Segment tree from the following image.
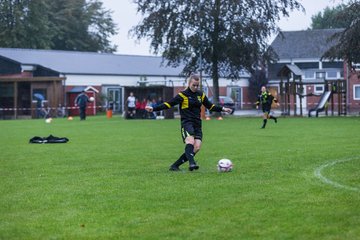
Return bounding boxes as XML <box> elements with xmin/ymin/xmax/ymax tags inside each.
<box><xmin>322</xmin><ymin>1</ymin><xmax>360</xmax><ymax>66</ymax></box>
<box><xmin>131</xmin><ymin>0</ymin><xmax>303</xmax><ymax>105</ymax></box>
<box><xmin>49</xmin><ymin>0</ymin><xmax>118</xmax><ymax>52</ymax></box>
<box><xmin>311</xmin><ymin>4</ymin><xmax>351</xmax><ymax>29</ymax></box>
<box><xmin>0</xmin><ymin>0</ymin><xmax>54</xmax><ymax>49</ymax></box>
<box><xmin>0</xmin><ymin>0</ymin><xmax>117</xmax><ymax>52</ymax></box>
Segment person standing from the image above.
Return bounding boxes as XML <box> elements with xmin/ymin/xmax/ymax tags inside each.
<box><xmin>156</xmin><ymin>96</ymin><xmax>164</xmax><ymax>117</ymax></box>
<box><xmin>256</xmin><ymin>86</ymin><xmax>279</xmax><ymax>129</ymax></box>
<box><xmin>145</xmin><ymin>74</ymin><xmax>232</xmax><ymax>171</ymax></box>
<box><xmin>126</xmin><ymin>92</ymin><xmax>136</xmax><ymax>119</ymax></box>
<box><xmin>75</xmin><ymin>91</ymin><xmax>90</xmax><ymax>120</ymax></box>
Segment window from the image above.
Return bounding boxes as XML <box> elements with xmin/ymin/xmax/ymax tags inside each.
<box><xmin>304</xmin><ymin>71</ymin><xmax>314</xmax><ymax>79</ymax></box>
<box><xmin>354</xmin><ymin>85</ymin><xmax>360</xmax><ymax>100</ymax></box>
<box><xmin>353</xmin><ymin>63</ymin><xmax>360</xmax><ymax>71</ymax></box>
<box><xmin>314</xmin><ymin>84</ymin><xmax>324</xmax><ymax>94</ymax></box>
<box><xmin>315</xmin><ymin>72</ymin><xmax>325</xmax><ymax>79</ymax></box>
<box><xmin>326</xmin><ymin>71</ymin><xmax>338</xmax><ymax>79</ymax></box>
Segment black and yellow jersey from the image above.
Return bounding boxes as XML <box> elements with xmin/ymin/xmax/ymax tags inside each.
<box><xmin>256</xmin><ymin>91</ymin><xmax>277</xmax><ymax>107</ymax></box>
<box><xmin>152</xmin><ymin>88</ymin><xmax>222</xmax><ymax>122</ymax></box>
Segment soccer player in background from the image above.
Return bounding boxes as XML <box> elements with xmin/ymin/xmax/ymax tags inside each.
<box><xmin>74</xmin><ymin>90</ymin><xmax>91</xmax><ymax>120</ymax></box>
<box><xmin>256</xmin><ymin>86</ymin><xmax>279</xmax><ymax>129</ymax></box>
<box><xmin>145</xmin><ymin>74</ymin><xmax>232</xmax><ymax>171</ymax></box>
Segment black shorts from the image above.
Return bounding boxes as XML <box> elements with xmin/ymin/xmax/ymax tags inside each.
<box><xmin>181</xmin><ymin>121</ymin><xmax>202</xmax><ymax>143</ymax></box>
<box><xmin>262</xmin><ymin>105</ymin><xmax>271</xmax><ymax>114</ymax></box>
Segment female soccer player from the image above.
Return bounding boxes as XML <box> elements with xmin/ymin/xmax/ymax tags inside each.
<box><xmin>145</xmin><ymin>74</ymin><xmax>232</xmax><ymax>171</ymax></box>
<box><xmin>256</xmin><ymin>86</ymin><xmax>279</xmax><ymax>129</ymax></box>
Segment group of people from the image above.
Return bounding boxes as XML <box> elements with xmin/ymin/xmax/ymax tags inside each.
<box><xmin>35</xmin><ymin>99</ymin><xmax>66</xmax><ymax>119</ymax></box>
<box><xmin>126</xmin><ymin>92</ymin><xmax>163</xmax><ymax>119</ymax></box>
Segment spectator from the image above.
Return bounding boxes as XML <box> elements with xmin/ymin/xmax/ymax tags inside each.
<box><xmin>126</xmin><ymin>92</ymin><xmax>136</xmax><ymax>119</ymax></box>
<box><xmin>139</xmin><ymin>98</ymin><xmax>148</xmax><ymax>119</ymax></box>
<box><xmin>42</xmin><ymin>101</ymin><xmax>51</xmax><ymax>119</ymax></box>
<box><xmin>57</xmin><ymin>104</ymin><xmax>65</xmax><ymax>118</ymax></box>
<box><xmin>157</xmin><ymin>97</ymin><xmax>164</xmax><ymax>117</ymax></box>
<box><xmin>135</xmin><ymin>98</ymin><xmax>141</xmax><ymax>118</ymax></box>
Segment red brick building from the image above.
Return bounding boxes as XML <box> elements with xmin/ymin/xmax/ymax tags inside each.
<box><xmin>268</xmin><ymin>29</ymin><xmax>360</xmax><ymax>116</ymax></box>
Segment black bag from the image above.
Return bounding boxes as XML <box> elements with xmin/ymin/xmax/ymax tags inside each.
<box><xmin>29</xmin><ymin>135</ymin><xmax>69</xmax><ymax>144</ymax></box>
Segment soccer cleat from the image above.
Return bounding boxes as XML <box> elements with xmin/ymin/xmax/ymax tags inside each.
<box><xmin>274</xmin><ymin>118</ymin><xmax>277</xmax><ymax>123</ymax></box>
<box><xmin>189</xmin><ymin>164</ymin><xmax>199</xmax><ymax>171</ymax></box>
<box><xmin>169</xmin><ymin>165</ymin><xmax>181</xmax><ymax>171</ymax></box>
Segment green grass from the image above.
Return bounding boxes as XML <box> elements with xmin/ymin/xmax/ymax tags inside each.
<box><xmin>0</xmin><ymin>115</ymin><xmax>359</xmax><ymax>239</ymax></box>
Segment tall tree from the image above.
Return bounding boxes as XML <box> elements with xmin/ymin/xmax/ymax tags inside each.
<box><xmin>131</xmin><ymin>0</ymin><xmax>303</xmax><ymax>104</ymax></box>
<box><xmin>49</xmin><ymin>0</ymin><xmax>117</xmax><ymax>52</ymax></box>
<box><xmin>0</xmin><ymin>0</ymin><xmax>117</xmax><ymax>52</ymax></box>
<box><xmin>311</xmin><ymin>4</ymin><xmax>351</xmax><ymax>29</ymax></box>
<box><xmin>322</xmin><ymin>1</ymin><xmax>360</xmax><ymax>66</ymax></box>
<box><xmin>0</xmin><ymin>0</ymin><xmax>53</xmax><ymax>49</ymax></box>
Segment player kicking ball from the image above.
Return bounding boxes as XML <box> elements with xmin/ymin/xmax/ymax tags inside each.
<box><xmin>145</xmin><ymin>74</ymin><xmax>232</xmax><ymax>171</ymax></box>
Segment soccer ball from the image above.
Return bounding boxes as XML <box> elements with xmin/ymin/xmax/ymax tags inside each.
<box><xmin>89</xmin><ymin>97</ymin><xmax>95</xmax><ymax>102</ymax></box>
<box><xmin>217</xmin><ymin>159</ymin><xmax>233</xmax><ymax>172</ymax></box>
<box><xmin>45</xmin><ymin>118</ymin><xmax>52</xmax><ymax>123</ymax></box>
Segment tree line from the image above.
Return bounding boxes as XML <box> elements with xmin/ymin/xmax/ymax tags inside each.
<box><xmin>0</xmin><ymin>0</ymin><xmax>117</xmax><ymax>52</ymax></box>
<box><xmin>312</xmin><ymin>1</ymin><xmax>360</xmax><ymax>67</ymax></box>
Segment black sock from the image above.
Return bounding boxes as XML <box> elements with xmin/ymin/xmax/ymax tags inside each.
<box><xmin>171</xmin><ymin>153</ymin><xmax>187</xmax><ymax>167</ymax></box>
<box><xmin>185</xmin><ymin>144</ymin><xmax>196</xmax><ymax>165</ymax></box>
<box><xmin>269</xmin><ymin>115</ymin><xmax>276</xmax><ymax>121</ymax></box>
<box><xmin>262</xmin><ymin>119</ymin><xmax>267</xmax><ymax>128</ymax></box>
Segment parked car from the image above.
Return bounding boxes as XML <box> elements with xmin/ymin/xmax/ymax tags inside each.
<box><xmin>208</xmin><ymin>96</ymin><xmax>235</xmax><ymax>114</ymax></box>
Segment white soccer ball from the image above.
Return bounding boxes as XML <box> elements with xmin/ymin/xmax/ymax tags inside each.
<box><xmin>217</xmin><ymin>159</ymin><xmax>233</xmax><ymax>172</ymax></box>
<box><xmin>45</xmin><ymin>118</ymin><xmax>52</xmax><ymax>123</ymax></box>
<box><xmin>89</xmin><ymin>97</ymin><xmax>95</xmax><ymax>102</ymax></box>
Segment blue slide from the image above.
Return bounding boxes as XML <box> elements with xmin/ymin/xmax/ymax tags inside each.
<box><xmin>308</xmin><ymin>91</ymin><xmax>332</xmax><ymax>117</ymax></box>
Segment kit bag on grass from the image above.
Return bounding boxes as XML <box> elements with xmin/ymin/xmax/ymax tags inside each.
<box><xmin>29</xmin><ymin>135</ymin><xmax>69</xmax><ymax>144</ymax></box>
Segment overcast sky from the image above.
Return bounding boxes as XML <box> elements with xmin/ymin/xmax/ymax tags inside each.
<box><xmin>101</xmin><ymin>0</ymin><xmax>347</xmax><ymax>56</ymax></box>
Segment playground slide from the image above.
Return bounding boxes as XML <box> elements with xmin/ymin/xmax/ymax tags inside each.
<box><xmin>308</xmin><ymin>91</ymin><xmax>332</xmax><ymax>117</ymax></box>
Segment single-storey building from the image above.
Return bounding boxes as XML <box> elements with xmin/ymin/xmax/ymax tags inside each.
<box><xmin>0</xmin><ymin>48</ymin><xmax>251</xmax><ymax>119</ymax></box>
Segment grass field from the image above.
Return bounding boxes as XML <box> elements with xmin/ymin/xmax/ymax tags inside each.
<box><xmin>0</xmin><ymin>115</ymin><xmax>359</xmax><ymax>239</ymax></box>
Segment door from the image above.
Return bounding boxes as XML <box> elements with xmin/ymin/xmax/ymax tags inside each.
<box><xmin>227</xmin><ymin>86</ymin><xmax>242</xmax><ymax>110</ymax></box>
<box><xmin>107</xmin><ymin>88</ymin><xmax>123</xmax><ymax>113</ymax></box>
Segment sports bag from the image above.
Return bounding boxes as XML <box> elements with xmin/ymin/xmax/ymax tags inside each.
<box><xmin>29</xmin><ymin>135</ymin><xmax>69</xmax><ymax>144</ymax></box>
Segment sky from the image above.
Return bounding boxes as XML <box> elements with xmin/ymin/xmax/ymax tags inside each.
<box><xmin>101</xmin><ymin>0</ymin><xmax>347</xmax><ymax>56</ymax></box>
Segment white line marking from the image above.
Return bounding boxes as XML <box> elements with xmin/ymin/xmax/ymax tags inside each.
<box><xmin>314</xmin><ymin>157</ymin><xmax>360</xmax><ymax>192</ymax></box>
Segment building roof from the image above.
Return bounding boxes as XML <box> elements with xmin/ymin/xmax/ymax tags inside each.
<box><xmin>278</xmin><ymin>64</ymin><xmax>303</xmax><ymax>77</ymax></box>
<box><xmin>270</xmin><ymin>29</ymin><xmax>343</xmax><ymax>60</ymax></box>
<box><xmin>68</xmin><ymin>86</ymin><xmax>99</xmax><ymax>93</ymax></box>
<box><xmin>0</xmin><ymin>48</ymin><xmax>184</xmax><ymax>76</ymax></box>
